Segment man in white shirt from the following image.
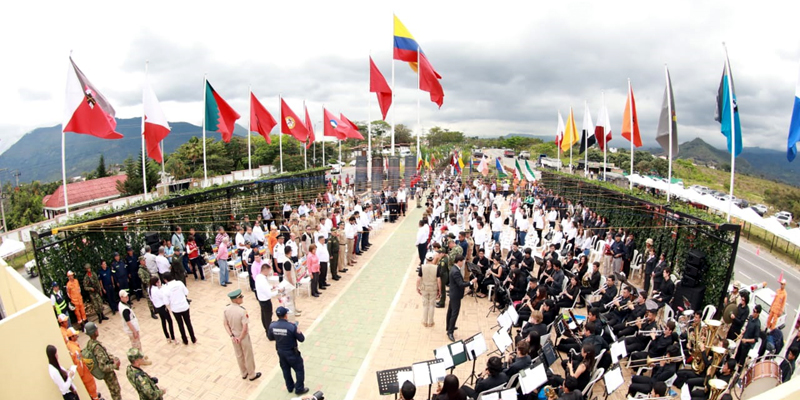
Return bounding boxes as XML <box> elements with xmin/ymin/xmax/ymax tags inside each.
<box><xmin>416</xmin><ymin>220</ymin><xmax>430</xmax><ymax>265</ymax></box>
<box><xmin>517</xmin><ymin>214</ymin><xmax>530</xmax><ymax>247</ymax></box>
<box><xmin>144</xmin><ymin>245</ymin><xmax>158</xmax><ymax>276</ymax></box>
<box><xmin>286</xmin><ymin>233</ymin><xmax>299</xmax><ymax>262</ymax></box>
<box><xmin>273</xmin><ymin>236</ymin><xmax>287</xmax><ymax>273</ymax></box>
<box><xmin>490</xmin><ymin>210</ymin><xmax>503</xmax><ymax>244</ymax></box>
<box><xmin>155</xmin><ymin>247</ymin><xmax>171</xmax><ymax>278</ymax></box>
<box><xmin>317</xmin><ymin>235</ymin><xmax>331</xmax><ymax>289</ymax></box>
<box><xmin>253</xmin><ymin>223</ymin><xmax>266</xmax><ymax>247</ymax></box>
<box><xmin>163</xmin><ymin>272</ymin><xmax>196</xmax><ymax>344</ymax></box>
<box><xmin>297</xmin><ymin>201</ymin><xmax>309</xmax><ymax>217</ymax></box>
<box><xmin>474</xmin><ymin>221</ymin><xmax>488</xmax><ymax>251</ymax></box>
<box><xmin>235</xmin><ymin>226</ymin><xmax>246</xmax><ymax>257</ymax></box>
<box><xmin>397</xmin><ymin>186</ymin><xmax>407</xmax><ymax>216</ymax></box>
<box><xmin>254</xmin><ymin>265</ymin><xmax>276</xmax><ymax>334</ymax></box>
<box><xmin>345</xmin><ymin>217</ymin><xmax>357</xmax><ymax>266</ymax></box>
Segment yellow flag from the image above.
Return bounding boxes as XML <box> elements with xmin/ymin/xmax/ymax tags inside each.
<box><xmin>560</xmin><ymin>107</ymin><xmax>579</xmax><ymax>152</ymax></box>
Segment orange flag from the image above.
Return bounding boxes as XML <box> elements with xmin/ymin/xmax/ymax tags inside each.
<box><xmin>622</xmin><ymin>81</ymin><xmax>642</xmax><ymax>147</ymax></box>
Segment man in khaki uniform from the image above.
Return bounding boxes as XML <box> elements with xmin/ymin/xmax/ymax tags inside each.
<box><xmin>223</xmin><ymin>289</ymin><xmax>262</xmax><ymax>381</ymax></box>
<box><xmin>417</xmin><ymin>253</ymin><xmax>442</xmax><ymax>327</ymax></box>
<box><xmin>335</xmin><ymin>223</ymin><xmax>349</xmax><ymax>273</ymax></box>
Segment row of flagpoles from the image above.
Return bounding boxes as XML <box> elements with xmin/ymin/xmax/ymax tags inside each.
<box><xmin>550</xmin><ymin>43</ymin><xmax>783</xmax><ymax>222</ymax></box>
<box><xmin>58</xmin><ymin>15</ymin><xmax>445</xmax><ymax>216</ymax></box>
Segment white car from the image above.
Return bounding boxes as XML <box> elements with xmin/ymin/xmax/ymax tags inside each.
<box><xmin>728</xmin><ymin>282</ymin><xmax>787</xmax><ymax>331</ymax></box>
<box><xmin>776</xmin><ymin>211</ymin><xmax>793</xmax><ymax>226</ymax></box>
<box><xmin>751</xmin><ymin>204</ymin><xmax>768</xmax><ymax>216</ymax></box>
<box><xmin>328</xmin><ymin>163</ymin><xmax>342</xmax><ymax>174</ymax></box>
<box><xmin>349</xmin><ymin>160</ymin><xmax>357</xmax><ymax>166</ymax></box>
<box><xmin>689</xmin><ymin>185</ymin><xmax>708</xmax><ymax>193</ymax></box>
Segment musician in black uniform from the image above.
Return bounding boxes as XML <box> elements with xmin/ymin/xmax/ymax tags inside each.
<box><xmin>688</xmin><ymin>359</ymin><xmax>736</xmax><ymax>400</ymax></box>
<box><xmin>643</xmin><ymin>247</ymin><xmax>657</xmax><ymax>296</ymax></box>
<box><xmin>781</xmin><ymin>346</ymin><xmax>799</xmax><ymax>383</ymax></box>
<box><xmin>556</xmin><ymin>276</ymin><xmax>581</xmax><ymax>309</ymax></box>
<box><xmin>557</xmin><ymin>376</ymin><xmax>582</xmax><ymax>400</ymax></box>
<box><xmin>612</xmin><ymin>290</ymin><xmax>647</xmax><ymax>338</ymax></box>
<box><xmin>503</xmin><ymin>340</ymin><xmax>532</xmax><ymax>377</ymax></box>
<box><xmin>520</xmin><ymin>248</ymin><xmax>535</xmax><ymax>273</ymax></box>
<box><xmin>602</xmin><ymin>285</ymin><xmax>633</xmax><ymax>327</ymax></box>
<box><xmin>578</xmin><ymin>262</ymin><xmax>601</xmax><ymax>308</ymax></box>
<box><xmin>472</xmin><ymin>249</ymin><xmax>490</xmax><ymax>276</ymax></box>
<box><xmin>624</xmin><ymin>309</ymin><xmax>658</xmax><ymax>354</ymax></box>
<box><xmin>735</xmin><ymin>304</ymin><xmax>761</xmax><ymax>366</ymax></box>
<box><xmin>461</xmin><ymin>356</ymin><xmax>509</xmax><ymax>399</ymax></box>
<box><xmin>727</xmin><ymin>292</ymin><xmax>750</xmax><ymax>341</ymax></box>
<box><xmin>629</xmin><ymin>320</ymin><xmax>678</xmax><ymax>364</ymax></box>
<box><xmin>652</xmin><ymin>268</ymin><xmax>674</xmax><ymax>308</ymax></box>
<box><xmin>590</xmin><ymin>275</ymin><xmax>617</xmax><ymax>310</ymax></box>
<box><xmin>541</xmin><ymin>299</ymin><xmax>559</xmax><ymax>326</ymax></box>
<box><xmin>627</xmin><ymin>344</ymin><xmax>681</xmax><ymax>397</ymax></box>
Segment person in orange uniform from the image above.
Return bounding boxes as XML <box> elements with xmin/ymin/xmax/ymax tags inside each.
<box><xmin>66</xmin><ymin>270</ymin><xmax>87</xmax><ymax>326</ymax></box>
<box><xmin>58</xmin><ymin>314</ymin><xmax>71</xmax><ymax>343</ymax></box>
<box><xmin>767</xmin><ymin>278</ymin><xmax>787</xmax><ymax>331</ymax></box>
<box><xmin>65</xmin><ymin>327</ymin><xmax>102</xmax><ymax>400</ymax></box>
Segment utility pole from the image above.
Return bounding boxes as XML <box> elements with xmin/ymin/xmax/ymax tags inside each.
<box><xmin>12</xmin><ymin>170</ymin><xmax>20</xmax><ymax>188</ymax></box>
<box><xmin>0</xmin><ymin>168</ymin><xmax>7</xmax><ymax>232</ymax></box>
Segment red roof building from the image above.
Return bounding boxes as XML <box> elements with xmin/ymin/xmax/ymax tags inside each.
<box><xmin>42</xmin><ymin>175</ymin><xmax>127</xmax><ymax>218</ymax></box>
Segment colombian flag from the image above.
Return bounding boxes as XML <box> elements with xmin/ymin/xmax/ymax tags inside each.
<box><xmin>394</xmin><ymin>15</ymin><xmax>422</xmax><ymax>72</ymax></box>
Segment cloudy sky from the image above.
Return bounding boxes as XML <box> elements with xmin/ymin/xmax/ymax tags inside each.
<box><xmin>2</xmin><ymin>0</ymin><xmax>799</xmax><ymax>155</ymax></box>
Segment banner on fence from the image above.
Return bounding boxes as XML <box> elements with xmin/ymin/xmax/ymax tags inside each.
<box><xmin>372</xmin><ymin>157</ymin><xmax>384</xmax><ymax>192</ymax></box>
<box><xmin>388</xmin><ymin>156</ymin><xmax>401</xmax><ymax>189</ymax></box>
<box><xmin>355</xmin><ymin>156</ymin><xmax>368</xmax><ymax>193</ymax></box>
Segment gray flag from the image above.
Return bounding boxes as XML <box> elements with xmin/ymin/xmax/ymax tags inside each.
<box><xmin>656</xmin><ymin>69</ymin><xmax>678</xmax><ymax>157</ymax></box>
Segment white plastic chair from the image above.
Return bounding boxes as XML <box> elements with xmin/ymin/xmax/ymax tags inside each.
<box><xmin>582</xmin><ymin>367</ymin><xmax>605</xmax><ymax>398</ymax></box>
<box><xmin>701</xmin><ymin>305</ymin><xmax>717</xmax><ymax>321</ymax></box>
<box><xmin>629</xmin><ymin>253</ymin><xmax>643</xmax><ymax>280</ymax></box>
<box><xmin>663</xmin><ymin>304</ymin><xmax>675</xmax><ymax>325</ymax></box>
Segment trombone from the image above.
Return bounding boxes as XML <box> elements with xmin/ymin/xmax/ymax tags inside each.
<box><xmin>627</xmin><ymin>355</ymin><xmax>683</xmax><ymax>368</ymax></box>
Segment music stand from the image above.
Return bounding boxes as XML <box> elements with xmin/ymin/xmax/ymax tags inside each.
<box><xmin>376</xmin><ymin>366</ymin><xmax>412</xmax><ymax>399</ymax></box>
<box><xmin>486</xmin><ymin>275</ymin><xmax>505</xmax><ymax>316</ymax></box>
<box><xmin>463</xmin><ymin>333</ymin><xmax>488</xmax><ymax>385</ymax></box>
<box><xmin>603</xmin><ymin>366</ymin><xmax>624</xmax><ymax>400</ymax></box>
<box><xmin>413</xmin><ymin>358</ymin><xmax>444</xmax><ymax>400</ymax></box>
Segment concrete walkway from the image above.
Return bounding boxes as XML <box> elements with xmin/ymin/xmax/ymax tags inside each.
<box><xmin>254</xmin><ymin>206</ymin><xmax>422</xmax><ymax>400</ymax></box>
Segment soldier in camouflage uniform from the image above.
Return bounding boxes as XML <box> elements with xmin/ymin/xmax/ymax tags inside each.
<box><xmin>434</xmin><ymin>244</ymin><xmax>450</xmax><ymax>308</ymax></box>
<box><xmin>127</xmin><ymin>347</ymin><xmax>165</xmax><ymax>400</ymax></box>
<box><xmin>85</xmin><ymin>322</ymin><xmax>121</xmax><ymax>400</ymax></box>
<box><xmin>328</xmin><ymin>226</ymin><xmax>341</xmax><ymax>280</ymax></box>
<box><xmin>83</xmin><ymin>263</ymin><xmax>108</xmax><ymax>322</ymax></box>
<box><xmin>137</xmin><ymin>256</ymin><xmax>157</xmax><ymax>318</ymax></box>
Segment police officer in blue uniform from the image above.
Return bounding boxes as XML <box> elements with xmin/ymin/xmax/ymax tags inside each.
<box><xmin>98</xmin><ymin>259</ymin><xmax>119</xmax><ymax>314</ymax></box>
<box><xmin>267</xmin><ymin>306</ymin><xmax>308</xmax><ymax>395</ymax></box>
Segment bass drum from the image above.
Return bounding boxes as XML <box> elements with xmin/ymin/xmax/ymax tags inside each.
<box><xmin>739</xmin><ymin>358</ymin><xmax>781</xmax><ymax>399</ymax></box>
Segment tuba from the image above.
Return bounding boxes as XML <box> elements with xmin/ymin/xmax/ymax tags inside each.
<box><xmin>543</xmin><ymin>385</ymin><xmax>558</xmax><ymax>400</ymax></box>
<box><xmin>704</xmin><ymin>319</ymin><xmax>722</xmax><ymax>352</ymax></box>
<box><xmin>691</xmin><ymin>321</ymin><xmax>706</xmax><ymax>374</ymax></box>
<box><xmin>707</xmin><ymin>378</ymin><xmax>728</xmax><ymax>400</ymax></box>
<box><xmin>704</xmin><ymin>346</ymin><xmax>728</xmax><ymax>389</ymax></box>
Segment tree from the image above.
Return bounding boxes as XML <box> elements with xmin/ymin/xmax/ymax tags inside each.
<box><xmin>117</xmin><ymin>152</ymin><xmax>160</xmax><ymax>196</ymax></box>
<box><xmin>95</xmin><ymin>155</ymin><xmax>108</xmax><ymax>178</ymax></box>
<box><xmin>5</xmin><ymin>181</ymin><xmax>47</xmax><ymax>230</ymax></box>
<box><xmin>427</xmin><ymin>126</ymin><xmax>465</xmax><ymax>147</ymax></box>
<box><xmin>395</xmin><ymin>124</ymin><xmax>413</xmax><ymax>144</ymax></box>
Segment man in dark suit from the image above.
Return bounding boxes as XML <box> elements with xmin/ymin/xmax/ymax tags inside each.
<box><xmin>652</xmin><ymin>253</ymin><xmax>668</xmax><ymax>294</ymax></box>
<box><xmin>446</xmin><ymin>255</ymin><xmax>478</xmax><ymax>341</ymax></box>
<box><xmin>643</xmin><ymin>248</ymin><xmax>657</xmax><ymax>296</ymax></box>
<box><xmin>504</xmin><ymin>340</ymin><xmax>532</xmax><ymax>378</ymax></box>
<box><xmin>622</xmin><ymin>234</ymin><xmax>635</xmax><ymax>277</ymax></box>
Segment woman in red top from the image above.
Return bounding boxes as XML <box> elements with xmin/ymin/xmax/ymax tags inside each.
<box><xmin>186</xmin><ymin>235</ymin><xmax>205</xmax><ymax>280</ymax></box>
<box><xmin>306</xmin><ymin>244</ymin><xmax>321</xmax><ymax>297</ymax></box>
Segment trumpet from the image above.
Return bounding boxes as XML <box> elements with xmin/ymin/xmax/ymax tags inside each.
<box><xmin>604</xmin><ymin>296</ymin><xmax>622</xmax><ymax>309</ymax></box>
<box><xmin>591</xmin><ymin>283</ymin><xmax>608</xmax><ymax>296</ymax></box>
<box><xmin>627</xmin><ymin>355</ymin><xmax>684</xmax><ymax>367</ymax></box>
<box><xmin>637</xmin><ymin>329</ymin><xmax>663</xmax><ymax>336</ymax></box>
<box><xmin>625</xmin><ymin>318</ymin><xmax>643</xmax><ymax>327</ymax></box>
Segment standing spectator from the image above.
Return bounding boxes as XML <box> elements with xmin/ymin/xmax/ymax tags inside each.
<box><xmin>316</xmin><ymin>236</ymin><xmax>330</xmax><ymax>291</ymax></box>
<box><xmin>118</xmin><ymin>290</ymin><xmax>152</xmax><ymax>365</ymax></box>
<box><xmin>170</xmin><ymin>247</ymin><xmax>187</xmax><ymax>285</ymax></box>
<box><xmin>82</xmin><ymin>264</ymin><xmax>107</xmax><ymax>323</ymax></box>
<box><xmin>155</xmin><ymin>247</ymin><xmax>171</xmax><ymax>281</ymax></box>
<box><xmin>144</xmin><ymin>245</ymin><xmax>158</xmax><ymax>276</ymax></box>
<box><xmin>163</xmin><ymin>272</ymin><xmax>196</xmax><ymax>345</ymax></box>
<box><xmin>64</xmin><ymin>327</ymin><xmax>101</xmax><ymax>400</ymax></box>
<box><xmin>149</xmin><ymin>276</ymin><xmax>176</xmax><ymax>345</ymax></box>
<box><xmin>172</xmin><ymin>226</ymin><xmax>188</xmax><ymax>275</ymax></box>
<box><xmin>255</xmin><ymin>260</ymin><xmax>276</xmax><ymax>334</ymax></box>
<box><xmin>307</xmin><ymin>244</ymin><xmax>321</xmax><ymax>297</ymax></box>
<box><xmin>46</xmin><ymin>344</ymin><xmax>79</xmax><ymax>400</ymax></box>
<box><xmin>111</xmin><ymin>252</ymin><xmax>130</xmax><ymax>306</ymax></box>
<box><xmin>218</xmin><ymin>237</ymin><xmax>232</xmax><ymax>287</ymax></box>
<box><xmin>224</xmin><ymin>289</ymin><xmax>262</xmax><ymax>381</ymax></box>
<box><xmin>137</xmin><ymin>256</ymin><xmax>157</xmax><ymax>319</ymax></box>
<box><xmin>65</xmin><ymin>271</ymin><xmax>87</xmax><ymax>326</ymax></box>
<box><xmin>186</xmin><ymin>235</ymin><xmax>205</xmax><ymax>281</ymax></box>
<box><xmin>51</xmin><ymin>282</ymin><xmax>71</xmax><ymax>324</ymax></box>
<box><xmin>215</xmin><ymin>226</ymin><xmax>229</xmax><ymax>247</ymax></box>
<box><xmin>126</xmin><ymin>348</ymin><xmax>166</xmax><ymax>399</ymax></box>
<box><xmin>85</xmin><ymin>321</ymin><xmax>122</xmax><ymax>400</ymax></box>
<box><xmin>125</xmin><ymin>246</ymin><xmax>143</xmax><ymax>301</ymax></box>
<box><xmin>98</xmin><ymin>260</ymin><xmax>118</xmax><ymax>315</ymax></box>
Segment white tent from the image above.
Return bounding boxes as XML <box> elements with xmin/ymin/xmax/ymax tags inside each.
<box><xmin>0</xmin><ymin>238</ymin><xmax>26</xmax><ymax>259</ymax></box>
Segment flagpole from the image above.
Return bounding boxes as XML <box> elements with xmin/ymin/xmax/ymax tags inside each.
<box><xmin>322</xmin><ymin>105</ymin><xmax>326</xmax><ymax>167</ymax></box>
<box><xmin>665</xmin><ymin>65</ymin><xmax>673</xmax><ymax>202</ymax></box>
<box><xmin>303</xmin><ymin>100</ymin><xmax>307</xmax><ymax>170</ymax></box>
<box><xmin>202</xmin><ymin>73</ymin><xmax>208</xmax><ymax>187</ymax></box>
<box><xmin>602</xmin><ymin>92</ymin><xmax>607</xmax><ymax>181</ymax></box>
<box><xmin>247</xmin><ymin>86</ymin><xmax>252</xmax><ymax>178</ymax></box>
<box><xmin>390</xmin><ymin>15</ymin><xmax>396</xmax><ymax>157</ymax></box>
<box><xmin>628</xmin><ymin>78</ymin><xmax>634</xmax><ymax>190</ymax></box>
<box><xmin>279</xmin><ymin>94</ymin><xmax>283</xmax><ymax>173</ymax></box>
<box><xmin>557</xmin><ymin>111</ymin><xmax>561</xmax><ymax>172</ymax></box>
<box><xmin>724</xmin><ymin>43</ymin><xmax>736</xmax><ymax>222</ymax></box>
<box><xmin>160</xmin><ymin>141</ymin><xmax>165</xmax><ymax>192</ymax></box>
<box><xmin>368</xmin><ymin>53</ymin><xmax>373</xmax><ymax>181</ymax></box>
<box><xmin>584</xmin><ymin>100</ymin><xmax>588</xmax><ymax>178</ymax></box>
<box><xmin>417</xmin><ymin>47</ymin><xmax>422</xmax><ymax>176</ymax></box>
<box><xmin>142</xmin><ymin>61</ymin><xmax>149</xmax><ymax>201</ymax></box>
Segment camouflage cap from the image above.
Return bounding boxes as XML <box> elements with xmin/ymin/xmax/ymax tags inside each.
<box><xmin>127</xmin><ymin>347</ymin><xmax>145</xmax><ymax>362</ymax></box>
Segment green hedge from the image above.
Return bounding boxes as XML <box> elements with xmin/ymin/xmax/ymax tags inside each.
<box><xmin>33</xmin><ymin>168</ymin><xmax>327</xmax><ymax>300</ymax></box>
<box><xmin>541</xmin><ymin>170</ymin><xmax>738</xmax><ymax>309</ymax></box>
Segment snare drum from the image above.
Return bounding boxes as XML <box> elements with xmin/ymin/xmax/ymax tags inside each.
<box><xmin>740</xmin><ymin>359</ymin><xmax>781</xmax><ymax>399</ymax></box>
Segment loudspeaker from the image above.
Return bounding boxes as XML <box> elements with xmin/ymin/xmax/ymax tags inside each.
<box><xmin>681</xmin><ymin>275</ymin><xmax>699</xmax><ymax>288</ymax></box>
<box><xmin>145</xmin><ymin>232</ymin><xmax>161</xmax><ymax>250</ymax></box>
<box><xmin>686</xmin><ymin>249</ymin><xmax>706</xmax><ymax>268</ymax></box>
<box><xmin>683</xmin><ymin>265</ymin><xmax>701</xmax><ymax>279</ymax></box>
<box><xmin>672</xmin><ymin>282</ymin><xmax>706</xmax><ymax>312</ymax></box>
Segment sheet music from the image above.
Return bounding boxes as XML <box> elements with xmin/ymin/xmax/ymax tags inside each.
<box><xmin>506</xmin><ymin>306</ymin><xmax>519</xmax><ymax>325</ymax></box>
<box><xmin>450</xmin><ymin>341</ymin><xmax>465</xmax><ymax>356</ymax></box>
<box><xmin>465</xmin><ymin>333</ymin><xmax>488</xmax><ymax>360</ymax></box>
<box><xmin>412</xmin><ymin>362</ymin><xmax>431</xmax><ymax>386</ymax></box>
<box><xmin>500</xmin><ymin>388</ymin><xmax>517</xmax><ymax>400</ymax></box>
<box><xmin>604</xmin><ymin>367</ymin><xmax>624</xmax><ymax>394</ymax></box>
<box><xmin>434</xmin><ymin>345</ymin><xmax>454</xmax><ymax>369</ymax></box>
<box><xmin>278</xmin><ymin>279</ymin><xmax>295</xmax><ymax>293</ymax></box>
<box><xmin>429</xmin><ymin>361</ymin><xmax>447</xmax><ymax>382</ymax></box>
<box><xmin>567</xmin><ymin>318</ymin><xmax>577</xmax><ymax>330</ymax></box>
<box><xmin>396</xmin><ymin>371</ymin><xmax>414</xmax><ymax>387</ymax></box>
<box><xmin>492</xmin><ymin>329</ymin><xmax>512</xmax><ymax>353</ymax></box>
<box><xmin>610</xmin><ymin>340</ymin><xmax>627</xmax><ymax>364</ymax></box>
<box><xmin>481</xmin><ymin>393</ymin><xmax>499</xmax><ymax>400</ymax></box>
<box><xmin>497</xmin><ymin>312</ymin><xmax>513</xmax><ymax>330</ymax></box>
<box><xmin>519</xmin><ymin>364</ymin><xmax>548</xmax><ymax>394</ymax></box>
<box><xmin>681</xmin><ymin>383</ymin><xmax>691</xmax><ymax>400</ymax></box>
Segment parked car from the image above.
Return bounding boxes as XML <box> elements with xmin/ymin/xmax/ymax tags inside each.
<box><xmin>473</xmin><ymin>151</ymin><xmax>484</xmax><ymax>159</ymax></box>
<box><xmin>349</xmin><ymin>160</ymin><xmax>357</xmax><ymax>166</ymax></box>
<box><xmin>776</xmin><ymin>211</ymin><xmax>793</xmax><ymax>226</ymax></box>
<box><xmin>399</xmin><ymin>149</ymin><xmax>412</xmax><ymax>157</ymax></box>
<box><xmin>689</xmin><ymin>185</ymin><xmax>709</xmax><ymax>193</ymax></box>
<box><xmin>504</xmin><ymin>150</ymin><xmax>515</xmax><ymax>158</ymax></box>
<box><xmin>729</xmin><ymin>282</ymin><xmax>787</xmax><ymax>331</ymax></box>
<box><xmin>328</xmin><ymin>163</ymin><xmax>342</xmax><ymax>174</ymax></box>
<box><xmin>751</xmin><ymin>204</ymin><xmax>768</xmax><ymax>216</ymax></box>
<box><xmin>518</xmin><ymin>151</ymin><xmax>531</xmax><ymax>160</ymax></box>
<box><xmin>733</xmin><ymin>198</ymin><xmax>749</xmax><ymax>208</ymax></box>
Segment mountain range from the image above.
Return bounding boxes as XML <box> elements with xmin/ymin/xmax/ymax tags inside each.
<box><xmin>0</xmin><ymin>118</ymin><xmax>246</xmax><ymax>183</ymax></box>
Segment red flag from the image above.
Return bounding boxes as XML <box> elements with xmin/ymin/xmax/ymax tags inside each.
<box><xmin>419</xmin><ymin>53</ymin><xmax>444</xmax><ymax>108</ymax></box>
<box><xmin>205</xmin><ymin>81</ymin><xmax>240</xmax><ymax>143</ymax></box>
<box><xmin>250</xmin><ymin>92</ymin><xmax>276</xmax><ymax>144</ymax></box>
<box><xmin>323</xmin><ymin>108</ymin><xmax>347</xmax><ymax>140</ymax></box>
<box><xmin>339</xmin><ymin>114</ymin><xmax>364</xmax><ymax>140</ymax></box>
<box><xmin>621</xmin><ymin>82</ymin><xmax>642</xmax><ymax>147</ymax></box>
<box><xmin>142</xmin><ymin>76</ymin><xmax>171</xmax><ymax>163</ymax></box>
<box><xmin>280</xmin><ymin>98</ymin><xmax>309</xmax><ymax>143</ymax></box>
<box><xmin>63</xmin><ymin>57</ymin><xmax>121</xmax><ymax>139</ymax></box>
<box><xmin>304</xmin><ymin>104</ymin><xmax>315</xmax><ymax>149</ymax></box>
<box><xmin>370</xmin><ymin>57</ymin><xmax>392</xmax><ymax>120</ymax></box>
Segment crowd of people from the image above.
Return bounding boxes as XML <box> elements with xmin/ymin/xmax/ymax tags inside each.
<box><xmin>409</xmin><ymin>171</ymin><xmax>797</xmax><ymax>400</ymax></box>
<box><xmin>46</xmin><ymin>178</ymin><xmax>421</xmax><ymax>399</ymax></box>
